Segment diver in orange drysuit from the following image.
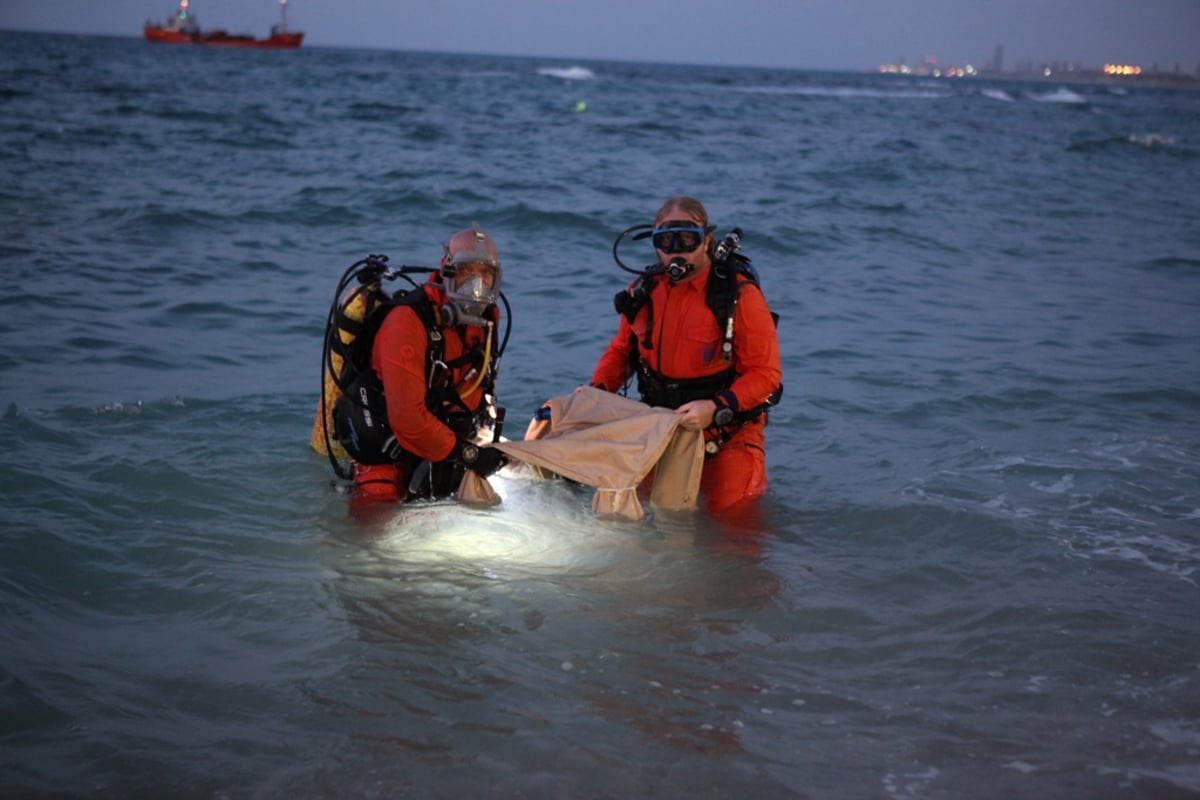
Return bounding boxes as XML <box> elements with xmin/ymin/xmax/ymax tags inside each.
<box><xmin>350</xmin><ymin>225</ymin><xmax>507</xmax><ymax>501</ymax></box>
<box><xmin>590</xmin><ymin>196</ymin><xmax>783</xmax><ymax>513</ymax></box>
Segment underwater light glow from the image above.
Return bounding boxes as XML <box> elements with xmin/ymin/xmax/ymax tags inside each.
<box><xmin>376</xmin><ymin>471</ymin><xmax>635</xmax><ymax>576</ymax></box>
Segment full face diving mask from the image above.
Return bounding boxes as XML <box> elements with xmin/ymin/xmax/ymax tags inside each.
<box><xmin>444</xmin><ymin>226</ymin><xmax>502</xmax><ymax>317</ymax></box>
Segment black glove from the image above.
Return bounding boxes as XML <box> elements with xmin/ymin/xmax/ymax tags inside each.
<box><xmin>710</xmin><ymin>390</ymin><xmax>739</xmax><ymax>428</ymax></box>
<box><xmin>457</xmin><ymin>439</ymin><xmax>507</xmax><ymax>478</ymax></box>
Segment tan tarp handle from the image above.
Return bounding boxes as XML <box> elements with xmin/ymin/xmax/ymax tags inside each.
<box><xmin>456</xmin><ymin>465</ymin><xmax>501</xmax><ymax>506</ymax></box>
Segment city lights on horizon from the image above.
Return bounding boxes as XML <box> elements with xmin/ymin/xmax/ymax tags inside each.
<box><xmin>878</xmin><ymin>60</ymin><xmax>978</xmax><ymax>78</ymax></box>
<box><xmin>877</xmin><ymin>50</ymin><xmax>1195</xmax><ymax>83</ymax></box>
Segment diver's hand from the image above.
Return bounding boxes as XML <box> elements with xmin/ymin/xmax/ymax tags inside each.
<box><xmin>674</xmin><ymin>399</ymin><xmax>716</xmax><ymax>431</ymax></box>
<box><xmin>457</xmin><ymin>439</ymin><xmax>507</xmax><ymax>477</ymax></box>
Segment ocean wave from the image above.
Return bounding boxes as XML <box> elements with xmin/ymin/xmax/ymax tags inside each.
<box><xmin>347</xmin><ymin>101</ymin><xmax>420</xmax><ymax>120</ymax></box>
<box><xmin>1126</xmin><ymin>133</ymin><xmax>1179</xmax><ymax>147</ymax></box>
<box><xmin>210</xmin><ymin>130</ymin><xmax>296</xmax><ymax>151</ymax></box>
<box><xmin>980</xmin><ymin>88</ymin><xmax>1015</xmax><ymax>102</ymax></box>
<box><xmin>736</xmin><ymin>84</ymin><xmax>945</xmax><ymax>100</ymax></box>
<box><xmin>0</xmin><ymin>85</ymin><xmax>34</xmax><ymax>100</ymax></box>
<box><xmin>1100</xmin><ymin>386</ymin><xmax>1200</xmax><ymax>410</ymax></box>
<box><xmin>1066</xmin><ymin>132</ymin><xmax>1193</xmax><ymax>156</ymax></box>
<box><xmin>1063</xmin><ymin>523</ymin><xmax>1197</xmax><ymax>584</ymax></box>
<box><xmin>1029</xmin><ymin>87</ymin><xmax>1089</xmax><ymax>105</ymax></box>
<box><xmin>537</xmin><ymin>66</ymin><xmax>596</xmax><ymax>81</ymax></box>
<box><xmin>904</xmin><ymin>432</ymin><xmax>1200</xmax><ymax>579</ymax></box>
<box><xmin>1135</xmin><ymin>255</ymin><xmax>1200</xmax><ymax>272</ymax></box>
<box><xmin>886</xmin><ymin>390</ymin><xmax>1069</xmax><ymax>425</ymax></box>
<box><xmin>487</xmin><ymin>201</ymin><xmax>614</xmax><ymax>237</ymax></box>
<box><xmin>113</xmin><ymin>204</ymin><xmax>228</xmax><ymax>234</ymax></box>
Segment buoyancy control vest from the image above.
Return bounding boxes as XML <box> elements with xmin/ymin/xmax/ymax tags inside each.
<box><xmin>613</xmin><ymin>251</ymin><xmax>783</xmax><ymax>443</ymax></box>
<box><xmin>319</xmin><ymin>255</ymin><xmax>502</xmax><ymax>483</ymax></box>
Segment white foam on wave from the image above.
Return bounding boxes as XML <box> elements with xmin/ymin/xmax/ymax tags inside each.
<box><xmin>1070</xmin><ymin>524</ymin><xmax>1198</xmax><ymax>584</ymax></box>
<box><xmin>1150</xmin><ymin>719</ymin><xmax>1200</xmax><ymax>747</ymax></box>
<box><xmin>537</xmin><ymin>66</ymin><xmax>596</xmax><ymax>81</ymax></box>
<box><xmin>1031</xmin><ymin>87</ymin><xmax>1088</xmax><ymax>105</ymax></box>
<box><xmin>981</xmin><ymin>88</ymin><xmax>1014</xmax><ymax>102</ymax></box>
<box><xmin>1127</xmin><ymin>133</ymin><xmax>1179</xmax><ymax>148</ymax></box>
<box><xmin>882</xmin><ymin>766</ymin><xmax>940</xmax><ymax>799</ymax></box>
<box><xmin>1095</xmin><ymin>764</ymin><xmax>1200</xmax><ymax>795</ymax></box>
<box><xmin>1030</xmin><ymin>473</ymin><xmax>1075</xmax><ymax>495</ymax></box>
<box><xmin>989</xmin><ymin>456</ymin><xmax>1028</xmax><ymax>471</ymax></box>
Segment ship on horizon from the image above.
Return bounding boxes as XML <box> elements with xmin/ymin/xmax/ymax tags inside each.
<box><xmin>143</xmin><ymin>0</ymin><xmax>303</xmax><ymax>49</ymax></box>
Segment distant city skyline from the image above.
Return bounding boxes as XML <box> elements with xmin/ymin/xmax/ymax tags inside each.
<box><xmin>878</xmin><ymin>40</ymin><xmax>1199</xmax><ymax>84</ymax></box>
<box><xmin>1</xmin><ymin>0</ymin><xmax>1197</xmax><ymax>74</ymax></box>
<box><xmin>878</xmin><ymin>41</ymin><xmax>1195</xmax><ymax>77</ymax></box>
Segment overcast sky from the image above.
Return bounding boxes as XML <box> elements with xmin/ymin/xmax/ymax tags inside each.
<box><xmin>2</xmin><ymin>0</ymin><xmax>1198</xmax><ymax>72</ymax></box>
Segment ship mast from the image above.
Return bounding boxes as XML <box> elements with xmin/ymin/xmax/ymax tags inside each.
<box><xmin>279</xmin><ymin>0</ymin><xmax>289</xmax><ymax>33</ymax></box>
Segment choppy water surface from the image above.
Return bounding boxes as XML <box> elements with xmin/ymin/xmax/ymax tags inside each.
<box><xmin>2</xmin><ymin>31</ymin><xmax>1199</xmax><ymax>798</ymax></box>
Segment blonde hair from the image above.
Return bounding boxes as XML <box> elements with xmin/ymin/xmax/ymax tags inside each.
<box><xmin>655</xmin><ymin>196</ymin><xmax>709</xmax><ymax>227</ymax></box>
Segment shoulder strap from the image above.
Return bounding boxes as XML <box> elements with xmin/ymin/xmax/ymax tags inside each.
<box><xmin>410</xmin><ymin>294</ymin><xmax>503</xmax><ymax>416</ymax></box>
<box><xmin>358</xmin><ymin>286</ymin><xmax>443</xmax><ymax>371</ymax></box>
<box><xmin>393</xmin><ymin>287</ymin><xmax>444</xmax><ymax>364</ymax></box>
<box><xmin>707</xmin><ymin>254</ymin><xmax>752</xmax><ymax>364</ymax></box>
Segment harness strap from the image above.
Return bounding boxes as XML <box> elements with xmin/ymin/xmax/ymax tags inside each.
<box><xmin>635</xmin><ymin>363</ymin><xmax>736</xmax><ymax>410</ymax></box>
<box><xmin>619</xmin><ymin>257</ymin><xmax>781</xmax><ymax>457</ymax></box>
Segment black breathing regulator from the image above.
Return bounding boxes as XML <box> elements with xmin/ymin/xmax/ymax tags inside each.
<box><xmin>610</xmin><ymin>224</ymin><xmax>745</xmax><ymax>319</ymax></box>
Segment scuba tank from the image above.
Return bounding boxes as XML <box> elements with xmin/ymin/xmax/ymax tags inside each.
<box><xmin>313</xmin><ymin>253</ymin><xmax>511</xmax><ymax>483</ymax></box>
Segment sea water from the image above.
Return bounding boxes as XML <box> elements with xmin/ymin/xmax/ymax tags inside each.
<box><xmin>2</xmin><ymin>31</ymin><xmax>1199</xmax><ymax>798</ymax></box>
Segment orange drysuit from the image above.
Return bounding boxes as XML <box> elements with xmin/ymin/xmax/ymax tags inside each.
<box><xmin>591</xmin><ymin>267</ymin><xmax>782</xmax><ymax>512</ymax></box>
<box><xmin>352</xmin><ymin>280</ymin><xmax>494</xmax><ymax>501</ymax></box>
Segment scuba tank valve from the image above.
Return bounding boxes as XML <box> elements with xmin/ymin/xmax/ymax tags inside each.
<box><xmin>713</xmin><ymin>227</ymin><xmax>743</xmax><ymax>263</ymax></box>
